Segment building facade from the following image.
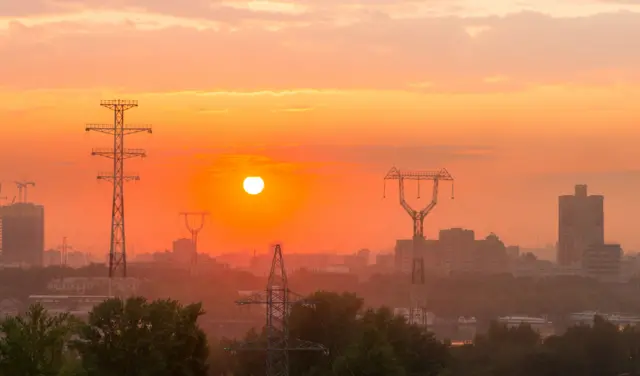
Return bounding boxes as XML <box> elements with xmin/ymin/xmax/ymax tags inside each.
<box><xmin>557</xmin><ymin>184</ymin><xmax>604</xmax><ymax>266</ymax></box>
<box><xmin>582</xmin><ymin>243</ymin><xmax>622</xmax><ymax>283</ymax></box>
<box><xmin>394</xmin><ymin>228</ymin><xmax>509</xmax><ymax>275</ymax></box>
<box><xmin>0</xmin><ymin>203</ymin><xmax>45</xmax><ymax>266</ymax></box>
<box><xmin>172</xmin><ymin>238</ymin><xmax>194</xmax><ymax>264</ymax></box>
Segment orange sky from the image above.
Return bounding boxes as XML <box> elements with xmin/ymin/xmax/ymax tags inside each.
<box><xmin>2</xmin><ymin>0</ymin><xmax>640</xmax><ymax>256</ymax></box>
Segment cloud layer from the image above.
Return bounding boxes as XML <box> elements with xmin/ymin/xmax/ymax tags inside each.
<box><xmin>1</xmin><ymin>0</ymin><xmax>639</xmax><ymax>93</ymax></box>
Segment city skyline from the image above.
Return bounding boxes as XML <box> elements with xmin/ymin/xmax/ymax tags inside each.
<box><xmin>2</xmin><ymin>0</ymin><xmax>640</xmax><ymax>254</ymax></box>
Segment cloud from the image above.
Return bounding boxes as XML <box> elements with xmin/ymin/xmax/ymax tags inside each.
<box><xmin>154</xmin><ymin>144</ymin><xmax>496</xmax><ymax>173</ymax></box>
<box><xmin>1</xmin><ymin>11</ymin><xmax>639</xmax><ymax>92</ymax></box>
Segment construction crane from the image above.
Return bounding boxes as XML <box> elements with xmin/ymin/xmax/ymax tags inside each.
<box><xmin>226</xmin><ymin>244</ymin><xmax>328</xmax><ymax>376</ymax></box>
<box><xmin>15</xmin><ymin>181</ymin><xmax>35</xmax><ymax>203</ymax></box>
<box><xmin>383</xmin><ymin>167</ymin><xmax>454</xmax><ymax>326</ymax></box>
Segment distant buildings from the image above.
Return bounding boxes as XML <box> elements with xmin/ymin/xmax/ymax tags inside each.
<box><xmin>375</xmin><ymin>253</ymin><xmax>394</xmax><ymax>270</ymax></box>
<box><xmin>343</xmin><ymin>248</ymin><xmax>370</xmax><ymax>270</ymax></box>
<box><xmin>0</xmin><ymin>202</ymin><xmax>45</xmax><ymax>266</ymax></box>
<box><xmin>172</xmin><ymin>238</ymin><xmax>194</xmax><ymax>264</ymax></box>
<box><xmin>557</xmin><ymin>184</ymin><xmax>604</xmax><ymax>266</ymax></box>
<box><xmin>394</xmin><ymin>228</ymin><xmax>509</xmax><ymax>275</ymax></box>
<box><xmin>583</xmin><ymin>243</ymin><xmax>622</xmax><ymax>283</ymax></box>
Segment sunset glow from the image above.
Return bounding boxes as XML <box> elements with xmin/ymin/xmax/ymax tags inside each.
<box><xmin>2</xmin><ymin>0</ymin><xmax>640</xmax><ymax>255</ymax></box>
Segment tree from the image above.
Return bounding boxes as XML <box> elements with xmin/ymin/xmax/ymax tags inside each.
<box><xmin>224</xmin><ymin>292</ymin><xmax>449</xmax><ymax>376</ymax></box>
<box><xmin>75</xmin><ymin>297</ymin><xmax>209</xmax><ymax>376</ymax></box>
<box><xmin>0</xmin><ymin>303</ymin><xmax>77</xmax><ymax>376</ymax></box>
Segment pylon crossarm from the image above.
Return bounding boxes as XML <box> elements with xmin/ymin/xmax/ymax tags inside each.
<box><xmin>123</xmin><ymin>125</ymin><xmax>152</xmax><ymax>135</ymax></box>
<box><xmin>225</xmin><ymin>339</ymin><xmax>328</xmax><ymax>355</ymax></box>
<box><xmin>235</xmin><ymin>291</ymin><xmax>314</xmax><ymax>306</ymax></box>
<box><xmin>224</xmin><ymin>340</ymin><xmax>265</xmax><ymax>353</ymax></box>
<box><xmin>86</xmin><ymin>124</ymin><xmax>116</xmax><ymax>135</ymax></box>
<box><xmin>288</xmin><ymin>339</ymin><xmax>329</xmax><ymax>355</ymax></box>
<box><xmin>91</xmin><ymin>148</ymin><xmax>147</xmax><ymax>159</ymax></box>
<box><xmin>236</xmin><ymin>291</ymin><xmax>269</xmax><ymax>305</ymax></box>
<box><xmin>97</xmin><ymin>174</ymin><xmax>139</xmax><ymax>182</ymax></box>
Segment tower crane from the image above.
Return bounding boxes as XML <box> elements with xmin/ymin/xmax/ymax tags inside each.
<box><xmin>15</xmin><ymin>181</ymin><xmax>35</xmax><ymax>203</ymax></box>
<box><xmin>383</xmin><ymin>166</ymin><xmax>454</xmax><ymax>326</ymax></box>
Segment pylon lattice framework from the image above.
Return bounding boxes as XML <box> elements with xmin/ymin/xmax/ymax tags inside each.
<box><xmin>383</xmin><ymin>167</ymin><xmax>454</xmax><ymax>326</ymax></box>
<box><xmin>86</xmin><ymin>100</ymin><xmax>152</xmax><ymax>278</ymax></box>
<box><xmin>228</xmin><ymin>244</ymin><xmax>328</xmax><ymax>376</ymax></box>
<box><xmin>180</xmin><ymin>211</ymin><xmax>209</xmax><ymax>275</ymax></box>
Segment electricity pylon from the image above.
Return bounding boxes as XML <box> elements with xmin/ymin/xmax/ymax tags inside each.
<box><xmin>58</xmin><ymin>236</ymin><xmax>73</xmax><ymax>266</ymax></box>
<box><xmin>384</xmin><ymin>167</ymin><xmax>454</xmax><ymax>326</ymax></box>
<box><xmin>227</xmin><ymin>244</ymin><xmax>328</xmax><ymax>376</ymax></box>
<box><xmin>180</xmin><ymin>211</ymin><xmax>209</xmax><ymax>275</ymax></box>
<box><xmin>86</xmin><ymin>100</ymin><xmax>152</xmax><ymax>278</ymax></box>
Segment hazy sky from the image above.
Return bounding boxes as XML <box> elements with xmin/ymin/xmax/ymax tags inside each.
<box><xmin>1</xmin><ymin>0</ymin><xmax>640</xmax><ymax>256</ymax></box>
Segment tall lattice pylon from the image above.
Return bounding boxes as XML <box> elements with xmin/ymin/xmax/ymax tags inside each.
<box><xmin>228</xmin><ymin>244</ymin><xmax>328</xmax><ymax>376</ymax></box>
<box><xmin>86</xmin><ymin>100</ymin><xmax>152</xmax><ymax>278</ymax></box>
<box><xmin>384</xmin><ymin>167</ymin><xmax>454</xmax><ymax>326</ymax></box>
<box><xmin>180</xmin><ymin>211</ymin><xmax>209</xmax><ymax>276</ymax></box>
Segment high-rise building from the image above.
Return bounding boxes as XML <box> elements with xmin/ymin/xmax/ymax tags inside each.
<box><xmin>0</xmin><ymin>203</ymin><xmax>45</xmax><ymax>266</ymax></box>
<box><xmin>557</xmin><ymin>185</ymin><xmax>604</xmax><ymax>266</ymax></box>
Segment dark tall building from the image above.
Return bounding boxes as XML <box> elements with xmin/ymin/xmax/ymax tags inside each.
<box><xmin>557</xmin><ymin>185</ymin><xmax>604</xmax><ymax>266</ymax></box>
<box><xmin>0</xmin><ymin>203</ymin><xmax>45</xmax><ymax>266</ymax></box>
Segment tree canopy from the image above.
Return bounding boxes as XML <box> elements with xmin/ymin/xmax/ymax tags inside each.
<box><xmin>75</xmin><ymin>297</ymin><xmax>209</xmax><ymax>376</ymax></box>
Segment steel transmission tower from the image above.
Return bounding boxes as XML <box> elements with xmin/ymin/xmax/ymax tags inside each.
<box><xmin>228</xmin><ymin>244</ymin><xmax>328</xmax><ymax>376</ymax></box>
<box><xmin>180</xmin><ymin>211</ymin><xmax>209</xmax><ymax>275</ymax></box>
<box><xmin>384</xmin><ymin>167</ymin><xmax>454</xmax><ymax>326</ymax></box>
<box><xmin>86</xmin><ymin>100</ymin><xmax>152</xmax><ymax>278</ymax></box>
<box><xmin>58</xmin><ymin>236</ymin><xmax>73</xmax><ymax>266</ymax></box>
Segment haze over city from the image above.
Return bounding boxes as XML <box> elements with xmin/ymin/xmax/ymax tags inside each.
<box><xmin>2</xmin><ymin>0</ymin><xmax>640</xmax><ymax>256</ymax></box>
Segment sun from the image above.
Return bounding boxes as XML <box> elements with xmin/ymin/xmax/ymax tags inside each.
<box><xmin>243</xmin><ymin>176</ymin><xmax>264</xmax><ymax>195</ymax></box>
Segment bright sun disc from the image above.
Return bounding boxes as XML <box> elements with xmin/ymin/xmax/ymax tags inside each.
<box><xmin>243</xmin><ymin>176</ymin><xmax>264</xmax><ymax>195</ymax></box>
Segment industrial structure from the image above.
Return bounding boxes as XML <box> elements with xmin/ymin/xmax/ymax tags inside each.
<box><xmin>15</xmin><ymin>181</ymin><xmax>35</xmax><ymax>203</ymax></box>
<box><xmin>180</xmin><ymin>211</ymin><xmax>209</xmax><ymax>275</ymax></box>
<box><xmin>228</xmin><ymin>244</ymin><xmax>327</xmax><ymax>376</ymax></box>
<box><xmin>86</xmin><ymin>100</ymin><xmax>152</xmax><ymax>278</ymax></box>
<box><xmin>384</xmin><ymin>167</ymin><xmax>454</xmax><ymax>326</ymax></box>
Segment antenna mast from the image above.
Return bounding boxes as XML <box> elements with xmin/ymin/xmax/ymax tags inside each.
<box><xmin>383</xmin><ymin>167</ymin><xmax>454</xmax><ymax>326</ymax></box>
<box><xmin>86</xmin><ymin>99</ymin><xmax>152</xmax><ymax>278</ymax></box>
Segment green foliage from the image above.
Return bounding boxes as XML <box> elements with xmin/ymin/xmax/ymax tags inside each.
<box><xmin>74</xmin><ymin>297</ymin><xmax>209</xmax><ymax>376</ymax></box>
<box><xmin>0</xmin><ymin>303</ymin><xmax>76</xmax><ymax>376</ymax></box>
<box><xmin>216</xmin><ymin>292</ymin><xmax>449</xmax><ymax>376</ymax></box>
